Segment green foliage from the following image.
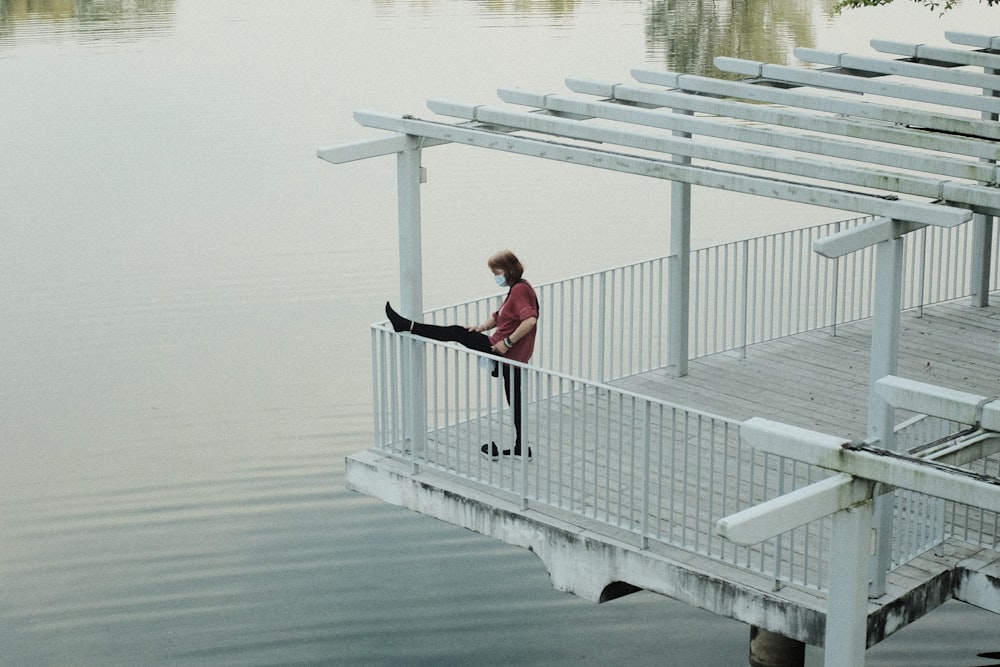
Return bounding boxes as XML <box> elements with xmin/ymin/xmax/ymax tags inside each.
<box><xmin>836</xmin><ymin>0</ymin><xmax>998</xmax><ymax>12</ymax></box>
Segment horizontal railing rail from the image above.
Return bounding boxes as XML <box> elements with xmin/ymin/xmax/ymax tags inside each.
<box><xmin>374</xmin><ymin>215</ymin><xmax>1000</xmax><ymax>593</ymax></box>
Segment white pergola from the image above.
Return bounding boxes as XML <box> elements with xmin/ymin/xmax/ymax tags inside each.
<box><xmin>320</xmin><ymin>30</ymin><xmax>1000</xmax><ymax>666</ymax></box>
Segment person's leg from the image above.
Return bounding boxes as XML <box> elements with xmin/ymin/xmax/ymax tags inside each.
<box><xmin>501</xmin><ymin>364</ymin><xmax>529</xmax><ymax>457</ymax></box>
<box><xmin>388</xmin><ymin>304</ymin><xmax>505</xmax><ymax>459</ymax></box>
<box><xmin>386</xmin><ymin>302</ymin><xmax>491</xmax><ymax>353</ymax></box>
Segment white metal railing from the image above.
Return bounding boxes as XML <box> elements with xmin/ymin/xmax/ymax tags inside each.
<box><xmin>422</xmin><ymin>216</ymin><xmax>999</xmax><ymax>383</ymax></box>
<box><xmin>373</xmin><ymin>216</ymin><xmax>1000</xmax><ymax>593</ymax></box>
<box><xmin>372</xmin><ymin>327</ymin><xmax>837</xmax><ymax>589</ymax></box>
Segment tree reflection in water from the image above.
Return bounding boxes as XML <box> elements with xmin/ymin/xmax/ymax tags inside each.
<box><xmin>0</xmin><ymin>0</ymin><xmax>176</xmax><ymax>42</ymax></box>
<box><xmin>646</xmin><ymin>0</ymin><xmax>835</xmax><ymax>76</ymax></box>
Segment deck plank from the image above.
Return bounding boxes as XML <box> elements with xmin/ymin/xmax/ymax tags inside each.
<box><xmin>614</xmin><ymin>302</ymin><xmax>1000</xmax><ymax>440</ymax></box>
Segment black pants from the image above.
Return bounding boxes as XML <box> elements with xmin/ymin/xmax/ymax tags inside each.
<box><xmin>411</xmin><ymin>322</ymin><xmax>524</xmax><ymax>449</ymax></box>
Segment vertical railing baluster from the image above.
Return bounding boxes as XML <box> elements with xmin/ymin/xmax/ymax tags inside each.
<box><xmin>641</xmin><ymin>399</ymin><xmax>652</xmax><ymax>549</ymax></box>
<box><xmin>740</xmin><ymin>240</ymin><xmax>749</xmax><ymax>359</ymax></box>
<box><xmin>597</xmin><ymin>271</ymin><xmax>607</xmax><ymax>384</ymax></box>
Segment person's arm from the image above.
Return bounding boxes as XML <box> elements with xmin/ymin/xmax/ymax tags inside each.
<box><xmin>468</xmin><ymin>316</ymin><xmax>496</xmax><ymax>333</ymax></box>
<box><xmin>494</xmin><ymin>316</ymin><xmax>537</xmax><ymax>354</ymax></box>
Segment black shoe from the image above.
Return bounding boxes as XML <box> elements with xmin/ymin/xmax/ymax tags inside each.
<box><xmin>504</xmin><ymin>447</ymin><xmax>533</xmax><ymax>460</ymax></box>
<box><xmin>481</xmin><ymin>442</ymin><xmax>500</xmax><ymax>461</ymax></box>
<box><xmin>385</xmin><ymin>302</ymin><xmax>412</xmax><ymax>333</ymax></box>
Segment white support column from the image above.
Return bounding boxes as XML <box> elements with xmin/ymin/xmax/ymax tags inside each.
<box><xmin>669</xmin><ymin>109</ymin><xmax>692</xmax><ymax>377</ymax></box>
<box><xmin>971</xmin><ymin>214</ymin><xmax>994</xmax><ymax>308</ymax></box>
<box><xmin>824</xmin><ymin>499</ymin><xmax>874</xmax><ymax>667</ymax></box>
<box><xmin>397</xmin><ymin>146</ymin><xmax>427</xmax><ymax>464</ymax></box>
<box><xmin>867</xmin><ymin>227</ymin><xmax>903</xmax><ymax>597</ymax></box>
<box><xmin>397</xmin><ymin>146</ymin><xmax>425</xmax><ymax>316</ymax></box>
<box><xmin>972</xmin><ymin>68</ymin><xmax>998</xmax><ymax>309</ymax></box>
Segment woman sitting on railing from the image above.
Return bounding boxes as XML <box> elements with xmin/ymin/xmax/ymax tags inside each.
<box><xmin>385</xmin><ymin>250</ymin><xmax>539</xmax><ymax>461</ymax></box>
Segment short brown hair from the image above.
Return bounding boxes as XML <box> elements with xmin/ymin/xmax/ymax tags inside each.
<box><xmin>488</xmin><ymin>250</ymin><xmax>524</xmax><ymax>285</ymax></box>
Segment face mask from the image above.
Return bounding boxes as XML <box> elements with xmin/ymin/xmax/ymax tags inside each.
<box><xmin>495</xmin><ymin>274</ymin><xmax>507</xmax><ymax>287</ymax></box>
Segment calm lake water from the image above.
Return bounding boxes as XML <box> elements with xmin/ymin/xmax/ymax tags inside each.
<box><xmin>3</xmin><ymin>1</ymin><xmax>999</xmax><ymax>665</ymax></box>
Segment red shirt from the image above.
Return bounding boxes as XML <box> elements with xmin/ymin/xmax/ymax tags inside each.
<box><xmin>489</xmin><ymin>281</ymin><xmax>539</xmax><ymax>364</ymax></box>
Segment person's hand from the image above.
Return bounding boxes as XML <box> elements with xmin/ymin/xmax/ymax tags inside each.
<box><xmin>490</xmin><ymin>340</ymin><xmax>509</xmax><ymax>355</ymax></box>
<box><xmin>467</xmin><ymin>324</ymin><xmax>481</xmax><ymax>333</ymax></box>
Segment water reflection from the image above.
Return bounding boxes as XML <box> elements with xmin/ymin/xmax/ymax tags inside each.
<box><xmin>646</xmin><ymin>0</ymin><xmax>830</xmax><ymax>76</ymax></box>
<box><xmin>371</xmin><ymin>0</ymin><xmax>825</xmax><ymax>76</ymax></box>
<box><xmin>0</xmin><ymin>0</ymin><xmax>175</xmax><ymax>43</ymax></box>
<box><xmin>373</xmin><ymin>0</ymin><xmax>588</xmax><ymax>18</ymax></box>
<box><xmin>468</xmin><ymin>0</ymin><xmax>587</xmax><ymax>17</ymax></box>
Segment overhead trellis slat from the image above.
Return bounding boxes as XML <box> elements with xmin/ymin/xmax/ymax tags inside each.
<box><xmin>793</xmin><ymin>47</ymin><xmax>1000</xmax><ymax>90</ymax></box>
<box><xmin>353</xmin><ymin>110</ymin><xmax>971</xmax><ymax>227</ymax></box>
<box><xmin>630</xmin><ymin>69</ymin><xmax>1000</xmax><ymax>141</ymax></box>
<box><xmin>552</xmin><ymin>81</ymin><xmax>1000</xmax><ymax>163</ymax></box>
<box><xmin>947</xmin><ymin>31</ymin><xmax>1000</xmax><ymax>50</ymax></box>
<box><xmin>871</xmin><ymin>39</ymin><xmax>1000</xmax><ymax>70</ymax></box>
<box><xmin>714</xmin><ymin>57</ymin><xmax>1000</xmax><ymax>115</ymax></box>
<box><xmin>496</xmin><ymin>87</ymin><xmax>1000</xmax><ymax>182</ymax></box>
<box><xmin>323</xmin><ymin>31</ymin><xmax>1000</xmax><ymax>231</ymax></box>
<box><xmin>425</xmin><ymin>99</ymin><xmax>1000</xmax><ymax>215</ymax></box>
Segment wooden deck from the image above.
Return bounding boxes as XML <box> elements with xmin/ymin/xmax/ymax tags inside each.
<box><xmin>348</xmin><ymin>296</ymin><xmax>1000</xmax><ymax>649</ymax></box>
<box><xmin>614</xmin><ymin>299</ymin><xmax>1000</xmax><ymax>441</ymax></box>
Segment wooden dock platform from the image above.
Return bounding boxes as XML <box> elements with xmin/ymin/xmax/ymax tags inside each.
<box><xmin>347</xmin><ymin>296</ymin><xmax>1000</xmax><ymax>651</ymax></box>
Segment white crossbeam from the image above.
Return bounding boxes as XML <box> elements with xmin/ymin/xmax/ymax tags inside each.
<box><xmin>630</xmin><ymin>69</ymin><xmax>1000</xmax><ymax>142</ymax></box>
<box><xmin>317</xmin><ymin>134</ymin><xmax>449</xmax><ymax>164</ymax></box>
<box><xmin>870</xmin><ymin>39</ymin><xmax>1000</xmax><ymax>71</ymax></box>
<box><xmin>500</xmin><ymin>86</ymin><xmax>1000</xmax><ymax>181</ymax></box>
<box><xmin>741</xmin><ymin>417</ymin><xmax>1000</xmax><ymax>513</ymax></box>
<box><xmin>722</xmin><ymin>402</ymin><xmax>1000</xmax><ymax>545</ymax></box>
<box><xmin>875</xmin><ymin>375</ymin><xmax>1000</xmax><ymax>426</ymax></box>
<box><xmin>353</xmin><ymin>111</ymin><xmax>971</xmax><ymax>226</ymax></box>
<box><xmin>717</xmin><ymin>473</ymin><xmax>874</xmax><ymax>545</ymax></box>
<box><xmin>813</xmin><ymin>218</ymin><xmax>927</xmax><ymax>259</ymax></box>
<box><xmin>947</xmin><ymin>31</ymin><xmax>1000</xmax><ymax>50</ymax></box>
<box><xmin>714</xmin><ymin>57</ymin><xmax>1000</xmax><ymax>116</ymax></box>
<box><xmin>793</xmin><ymin>47</ymin><xmax>1000</xmax><ymax>90</ymax></box>
<box><xmin>426</xmin><ymin>100</ymin><xmax>998</xmax><ymax>213</ymax></box>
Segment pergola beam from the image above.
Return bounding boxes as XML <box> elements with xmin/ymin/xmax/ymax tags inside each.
<box><xmin>428</xmin><ymin>100</ymin><xmax>1000</xmax><ymax>214</ymax></box>
<box><xmin>427</xmin><ymin>100</ymin><xmax>1000</xmax><ymax>214</ymax></box>
<box><xmin>793</xmin><ymin>47</ymin><xmax>1000</xmax><ymax>90</ymax></box>
<box><xmin>875</xmin><ymin>375</ymin><xmax>1000</xmax><ymax>430</ymax></box>
<box><xmin>947</xmin><ymin>31</ymin><xmax>1000</xmax><ymax>50</ymax></box>
<box><xmin>353</xmin><ymin>110</ymin><xmax>971</xmax><ymax>226</ymax></box>
<box><xmin>714</xmin><ymin>57</ymin><xmax>1000</xmax><ymax>116</ymax></box>
<box><xmin>717</xmin><ymin>473</ymin><xmax>874</xmax><ymax>545</ymax></box>
<box><xmin>499</xmin><ymin>87</ymin><xmax>1000</xmax><ymax>182</ymax></box>
<box><xmin>317</xmin><ymin>134</ymin><xmax>449</xmax><ymax>164</ymax></box>
<box><xmin>872</xmin><ymin>38</ymin><xmax>1000</xmax><ymax>69</ymax></box>
<box><xmin>630</xmin><ymin>68</ymin><xmax>1000</xmax><ymax>141</ymax></box>
<box><xmin>740</xmin><ymin>417</ymin><xmax>1000</xmax><ymax>514</ymax></box>
<box><xmin>813</xmin><ymin>217</ymin><xmax>926</xmax><ymax>259</ymax></box>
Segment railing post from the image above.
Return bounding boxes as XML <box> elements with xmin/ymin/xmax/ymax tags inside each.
<box><xmin>397</xmin><ymin>144</ymin><xmax>427</xmax><ymax>469</ymax></box>
<box><xmin>669</xmin><ymin>109</ymin><xmax>693</xmax><ymax>377</ymax></box>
